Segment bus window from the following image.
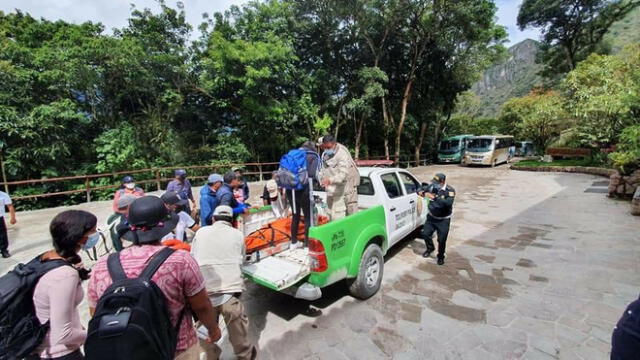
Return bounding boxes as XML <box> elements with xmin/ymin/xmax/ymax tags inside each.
<box><xmin>439</xmin><ymin>139</ymin><xmax>460</xmax><ymax>151</ymax></box>
<box><xmin>467</xmin><ymin>138</ymin><xmax>493</xmax><ymax>151</ymax></box>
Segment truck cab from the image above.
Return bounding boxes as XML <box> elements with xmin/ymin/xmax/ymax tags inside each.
<box><xmin>241</xmin><ymin>167</ymin><xmax>427</xmax><ymax>300</ymax></box>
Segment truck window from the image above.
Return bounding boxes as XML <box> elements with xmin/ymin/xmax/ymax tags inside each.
<box><xmin>357</xmin><ymin>177</ymin><xmax>375</xmax><ymax>196</ymax></box>
<box><xmin>380</xmin><ymin>173</ymin><xmax>402</xmax><ymax>199</ymax></box>
<box><xmin>398</xmin><ymin>172</ymin><xmax>420</xmax><ymax>194</ymax></box>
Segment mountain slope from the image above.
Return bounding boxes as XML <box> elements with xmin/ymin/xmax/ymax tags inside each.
<box><xmin>603</xmin><ymin>6</ymin><xmax>640</xmax><ymax>53</ymax></box>
<box><xmin>471</xmin><ymin>39</ymin><xmax>542</xmax><ymax>119</ymax></box>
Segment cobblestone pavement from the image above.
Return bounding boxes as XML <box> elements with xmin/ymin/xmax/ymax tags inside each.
<box><xmin>1</xmin><ymin>164</ymin><xmax>638</xmax><ymax>359</ymax></box>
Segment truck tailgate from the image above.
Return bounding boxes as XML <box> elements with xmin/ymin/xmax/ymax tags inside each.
<box><xmin>242</xmin><ymin>248</ymin><xmax>311</xmax><ymax>291</ymax></box>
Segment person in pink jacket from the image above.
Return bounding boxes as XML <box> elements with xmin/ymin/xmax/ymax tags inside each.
<box><xmin>32</xmin><ymin>210</ymin><xmax>98</xmax><ymax>359</ymax></box>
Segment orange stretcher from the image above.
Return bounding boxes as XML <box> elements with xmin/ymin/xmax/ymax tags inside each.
<box><xmin>245</xmin><ymin>215</ymin><xmax>329</xmax><ymax>254</ymax></box>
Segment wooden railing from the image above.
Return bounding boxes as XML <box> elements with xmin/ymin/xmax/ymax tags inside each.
<box><xmin>0</xmin><ymin>155</ymin><xmax>432</xmax><ymax>203</ymax></box>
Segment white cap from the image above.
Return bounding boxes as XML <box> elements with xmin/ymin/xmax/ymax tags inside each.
<box><xmin>213</xmin><ymin>205</ymin><xmax>233</xmax><ymax>218</ymax></box>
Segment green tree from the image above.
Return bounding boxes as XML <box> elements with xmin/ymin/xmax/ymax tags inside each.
<box><xmin>518</xmin><ymin>0</ymin><xmax>640</xmax><ymax>77</ymax></box>
<box><xmin>562</xmin><ymin>44</ymin><xmax>640</xmax><ymax>147</ymax></box>
<box><xmin>499</xmin><ymin>91</ymin><xmax>567</xmax><ymax>151</ymax></box>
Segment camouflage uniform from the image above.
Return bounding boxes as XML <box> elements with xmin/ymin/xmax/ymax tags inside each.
<box><xmin>321</xmin><ymin>143</ymin><xmax>360</xmax><ymax>220</ymax></box>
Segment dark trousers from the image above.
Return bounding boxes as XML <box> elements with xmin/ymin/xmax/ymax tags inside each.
<box><xmin>0</xmin><ymin>216</ymin><xmax>8</xmax><ymax>252</ymax></box>
<box><xmin>423</xmin><ymin>215</ymin><xmax>451</xmax><ymax>260</ymax></box>
<box><xmin>286</xmin><ymin>187</ymin><xmax>311</xmax><ymax>245</ymax></box>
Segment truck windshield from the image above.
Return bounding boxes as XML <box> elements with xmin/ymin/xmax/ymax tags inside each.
<box><xmin>439</xmin><ymin>140</ymin><xmax>460</xmax><ymax>153</ymax></box>
<box><xmin>467</xmin><ymin>138</ymin><xmax>493</xmax><ymax>152</ymax></box>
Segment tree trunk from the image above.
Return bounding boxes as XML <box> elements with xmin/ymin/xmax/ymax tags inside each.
<box><xmin>394</xmin><ymin>79</ymin><xmax>414</xmax><ymax>163</ymax></box>
<box><xmin>382</xmin><ymin>97</ymin><xmax>391</xmax><ymax>160</ymax></box>
<box><xmin>354</xmin><ymin>115</ymin><xmax>365</xmax><ymax>160</ymax></box>
<box><xmin>414</xmin><ymin>121</ymin><xmax>427</xmax><ymax>166</ymax></box>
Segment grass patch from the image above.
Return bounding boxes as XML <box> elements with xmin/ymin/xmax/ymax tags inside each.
<box><xmin>514</xmin><ymin>158</ymin><xmax>598</xmax><ymax>167</ymax></box>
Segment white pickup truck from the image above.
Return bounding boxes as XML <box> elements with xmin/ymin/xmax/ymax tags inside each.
<box><xmin>241</xmin><ymin>167</ymin><xmax>428</xmax><ymax>300</ymax></box>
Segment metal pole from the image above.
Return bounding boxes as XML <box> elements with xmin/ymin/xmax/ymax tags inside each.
<box><xmin>155</xmin><ymin>169</ymin><xmax>161</xmax><ymax>191</ymax></box>
<box><xmin>0</xmin><ymin>148</ymin><xmax>9</xmax><ymax>194</ymax></box>
<box><xmin>85</xmin><ymin>177</ymin><xmax>91</xmax><ymax>203</ymax></box>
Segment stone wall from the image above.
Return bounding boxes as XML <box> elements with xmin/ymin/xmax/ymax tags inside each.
<box><xmin>632</xmin><ymin>188</ymin><xmax>640</xmax><ymax>216</ymax></box>
<box><xmin>608</xmin><ymin>170</ymin><xmax>640</xmax><ymax>198</ymax></box>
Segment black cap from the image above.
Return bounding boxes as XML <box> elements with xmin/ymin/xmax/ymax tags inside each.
<box><xmin>123</xmin><ymin>196</ymin><xmax>178</xmax><ymax>244</ymax></box>
<box><xmin>433</xmin><ymin>173</ymin><xmax>446</xmax><ymax>182</ymax></box>
<box><xmin>122</xmin><ymin>175</ymin><xmax>135</xmax><ymax>183</ymax></box>
<box><xmin>161</xmin><ymin>191</ymin><xmax>188</xmax><ymax>206</ymax></box>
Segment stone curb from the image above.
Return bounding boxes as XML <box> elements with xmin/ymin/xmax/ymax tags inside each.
<box><xmin>509</xmin><ymin>165</ymin><xmax>617</xmax><ymax>178</ymax></box>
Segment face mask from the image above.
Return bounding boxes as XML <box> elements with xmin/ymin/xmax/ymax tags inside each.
<box><xmin>324</xmin><ymin>149</ymin><xmax>336</xmax><ymax>158</ymax></box>
<box><xmin>125</xmin><ymin>183</ymin><xmax>135</xmax><ymax>190</ymax></box>
<box><xmin>83</xmin><ymin>232</ymin><xmax>100</xmax><ymax>250</ymax></box>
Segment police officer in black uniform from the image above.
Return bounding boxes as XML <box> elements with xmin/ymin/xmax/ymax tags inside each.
<box><xmin>419</xmin><ymin>173</ymin><xmax>455</xmax><ymax>265</ymax></box>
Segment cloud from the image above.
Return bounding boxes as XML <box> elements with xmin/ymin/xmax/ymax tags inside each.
<box><xmin>495</xmin><ymin>0</ymin><xmax>542</xmax><ymax>45</ymax></box>
<box><xmin>0</xmin><ymin>0</ymin><xmax>247</xmax><ymax>35</ymax></box>
<box><xmin>1</xmin><ymin>0</ymin><xmax>540</xmax><ymax>46</ymax></box>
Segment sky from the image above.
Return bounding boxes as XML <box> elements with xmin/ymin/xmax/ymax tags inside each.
<box><xmin>0</xmin><ymin>0</ymin><xmax>541</xmax><ymax>46</ymax></box>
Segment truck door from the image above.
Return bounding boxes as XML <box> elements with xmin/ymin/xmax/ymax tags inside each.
<box><xmin>398</xmin><ymin>171</ymin><xmax>425</xmax><ymax>231</ymax></box>
<box><xmin>379</xmin><ymin>172</ymin><xmax>413</xmax><ymax>246</ymax></box>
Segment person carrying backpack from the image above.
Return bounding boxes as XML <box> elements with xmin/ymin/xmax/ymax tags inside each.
<box><xmin>277</xmin><ymin>140</ymin><xmax>320</xmax><ymax>248</ymax></box>
<box><xmin>86</xmin><ymin>196</ymin><xmax>221</xmax><ymax>360</ymax></box>
<box><xmin>0</xmin><ymin>210</ymin><xmax>97</xmax><ymax>360</ymax></box>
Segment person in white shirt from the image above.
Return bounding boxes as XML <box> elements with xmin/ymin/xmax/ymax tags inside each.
<box><xmin>0</xmin><ymin>191</ymin><xmax>17</xmax><ymax>258</ymax></box>
<box><xmin>191</xmin><ymin>206</ymin><xmax>256</xmax><ymax>360</ymax></box>
<box><xmin>161</xmin><ymin>191</ymin><xmax>200</xmax><ymax>242</ymax></box>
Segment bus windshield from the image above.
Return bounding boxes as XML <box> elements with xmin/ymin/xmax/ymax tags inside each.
<box><xmin>467</xmin><ymin>138</ymin><xmax>493</xmax><ymax>152</ymax></box>
<box><xmin>439</xmin><ymin>139</ymin><xmax>460</xmax><ymax>152</ymax></box>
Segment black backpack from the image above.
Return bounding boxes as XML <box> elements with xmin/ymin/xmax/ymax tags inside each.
<box><xmin>85</xmin><ymin>247</ymin><xmax>184</xmax><ymax>360</ymax></box>
<box><xmin>0</xmin><ymin>256</ymin><xmax>70</xmax><ymax>360</ymax></box>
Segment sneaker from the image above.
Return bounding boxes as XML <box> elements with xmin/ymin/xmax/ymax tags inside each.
<box><xmin>1</xmin><ymin>251</ymin><xmax>10</xmax><ymax>258</ymax></box>
<box><xmin>422</xmin><ymin>250</ymin><xmax>433</xmax><ymax>258</ymax></box>
<box><xmin>437</xmin><ymin>258</ymin><xmax>444</xmax><ymax>266</ymax></box>
<box><xmin>289</xmin><ymin>242</ymin><xmax>299</xmax><ymax>251</ymax></box>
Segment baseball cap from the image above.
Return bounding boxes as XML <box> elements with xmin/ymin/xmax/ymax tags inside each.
<box><xmin>232</xmin><ymin>167</ymin><xmax>243</xmax><ymax>173</ymax></box>
<box><xmin>213</xmin><ymin>205</ymin><xmax>233</xmax><ymax>218</ymax></box>
<box><xmin>161</xmin><ymin>191</ymin><xmax>188</xmax><ymax>206</ymax></box>
<box><xmin>122</xmin><ymin>175</ymin><xmax>135</xmax><ymax>183</ymax></box>
<box><xmin>207</xmin><ymin>173</ymin><xmax>223</xmax><ymax>184</ymax></box>
<box><xmin>266</xmin><ymin>179</ymin><xmax>279</xmax><ymax>198</ymax></box>
<box><xmin>117</xmin><ymin>194</ymin><xmax>137</xmax><ymax>209</ymax></box>
<box><xmin>175</xmin><ymin>169</ymin><xmax>187</xmax><ymax>177</ymax></box>
<box><xmin>433</xmin><ymin>173</ymin><xmax>446</xmax><ymax>182</ymax></box>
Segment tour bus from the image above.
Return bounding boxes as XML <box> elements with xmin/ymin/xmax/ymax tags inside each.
<box><xmin>463</xmin><ymin>135</ymin><xmax>515</xmax><ymax>167</ymax></box>
<box><xmin>437</xmin><ymin>134</ymin><xmax>474</xmax><ymax>163</ymax></box>
<box><xmin>515</xmin><ymin>140</ymin><xmax>536</xmax><ymax>156</ymax></box>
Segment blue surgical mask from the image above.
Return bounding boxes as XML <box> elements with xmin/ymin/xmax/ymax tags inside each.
<box><xmin>324</xmin><ymin>149</ymin><xmax>336</xmax><ymax>158</ymax></box>
<box><xmin>83</xmin><ymin>232</ymin><xmax>100</xmax><ymax>250</ymax></box>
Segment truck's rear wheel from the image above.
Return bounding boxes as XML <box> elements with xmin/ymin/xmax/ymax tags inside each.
<box><xmin>348</xmin><ymin>243</ymin><xmax>384</xmax><ymax>300</ymax></box>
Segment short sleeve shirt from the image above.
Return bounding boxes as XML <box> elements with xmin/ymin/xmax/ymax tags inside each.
<box><xmin>0</xmin><ymin>191</ymin><xmax>12</xmax><ymax>218</ymax></box>
<box><xmin>87</xmin><ymin>245</ymin><xmax>205</xmax><ymax>353</ymax></box>
<box><xmin>162</xmin><ymin>212</ymin><xmax>196</xmax><ymax>242</ymax></box>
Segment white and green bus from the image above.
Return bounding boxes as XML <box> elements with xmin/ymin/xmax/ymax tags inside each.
<box><xmin>463</xmin><ymin>135</ymin><xmax>515</xmax><ymax>167</ymax></box>
<box><xmin>437</xmin><ymin>134</ymin><xmax>474</xmax><ymax>163</ymax></box>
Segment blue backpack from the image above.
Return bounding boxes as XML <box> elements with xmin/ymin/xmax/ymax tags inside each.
<box><xmin>277</xmin><ymin>149</ymin><xmax>312</xmax><ymax>190</ymax></box>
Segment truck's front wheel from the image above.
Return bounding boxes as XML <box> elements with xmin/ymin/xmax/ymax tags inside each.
<box><xmin>348</xmin><ymin>243</ymin><xmax>384</xmax><ymax>300</ymax></box>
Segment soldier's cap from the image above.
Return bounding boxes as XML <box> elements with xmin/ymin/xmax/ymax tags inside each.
<box><xmin>433</xmin><ymin>173</ymin><xmax>446</xmax><ymax>182</ymax></box>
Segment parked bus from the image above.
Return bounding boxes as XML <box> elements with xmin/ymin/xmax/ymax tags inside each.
<box><xmin>515</xmin><ymin>141</ymin><xmax>536</xmax><ymax>156</ymax></box>
<box><xmin>437</xmin><ymin>134</ymin><xmax>474</xmax><ymax>163</ymax></box>
<box><xmin>463</xmin><ymin>135</ymin><xmax>515</xmax><ymax>167</ymax></box>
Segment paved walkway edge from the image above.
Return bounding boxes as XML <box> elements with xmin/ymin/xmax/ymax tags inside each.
<box><xmin>510</xmin><ymin>165</ymin><xmax>616</xmax><ymax>178</ymax></box>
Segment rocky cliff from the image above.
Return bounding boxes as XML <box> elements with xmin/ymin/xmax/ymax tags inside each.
<box><xmin>471</xmin><ymin>39</ymin><xmax>542</xmax><ymax>118</ymax></box>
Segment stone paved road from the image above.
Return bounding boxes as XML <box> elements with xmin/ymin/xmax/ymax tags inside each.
<box><xmin>1</xmin><ymin>164</ymin><xmax>638</xmax><ymax>359</ymax></box>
